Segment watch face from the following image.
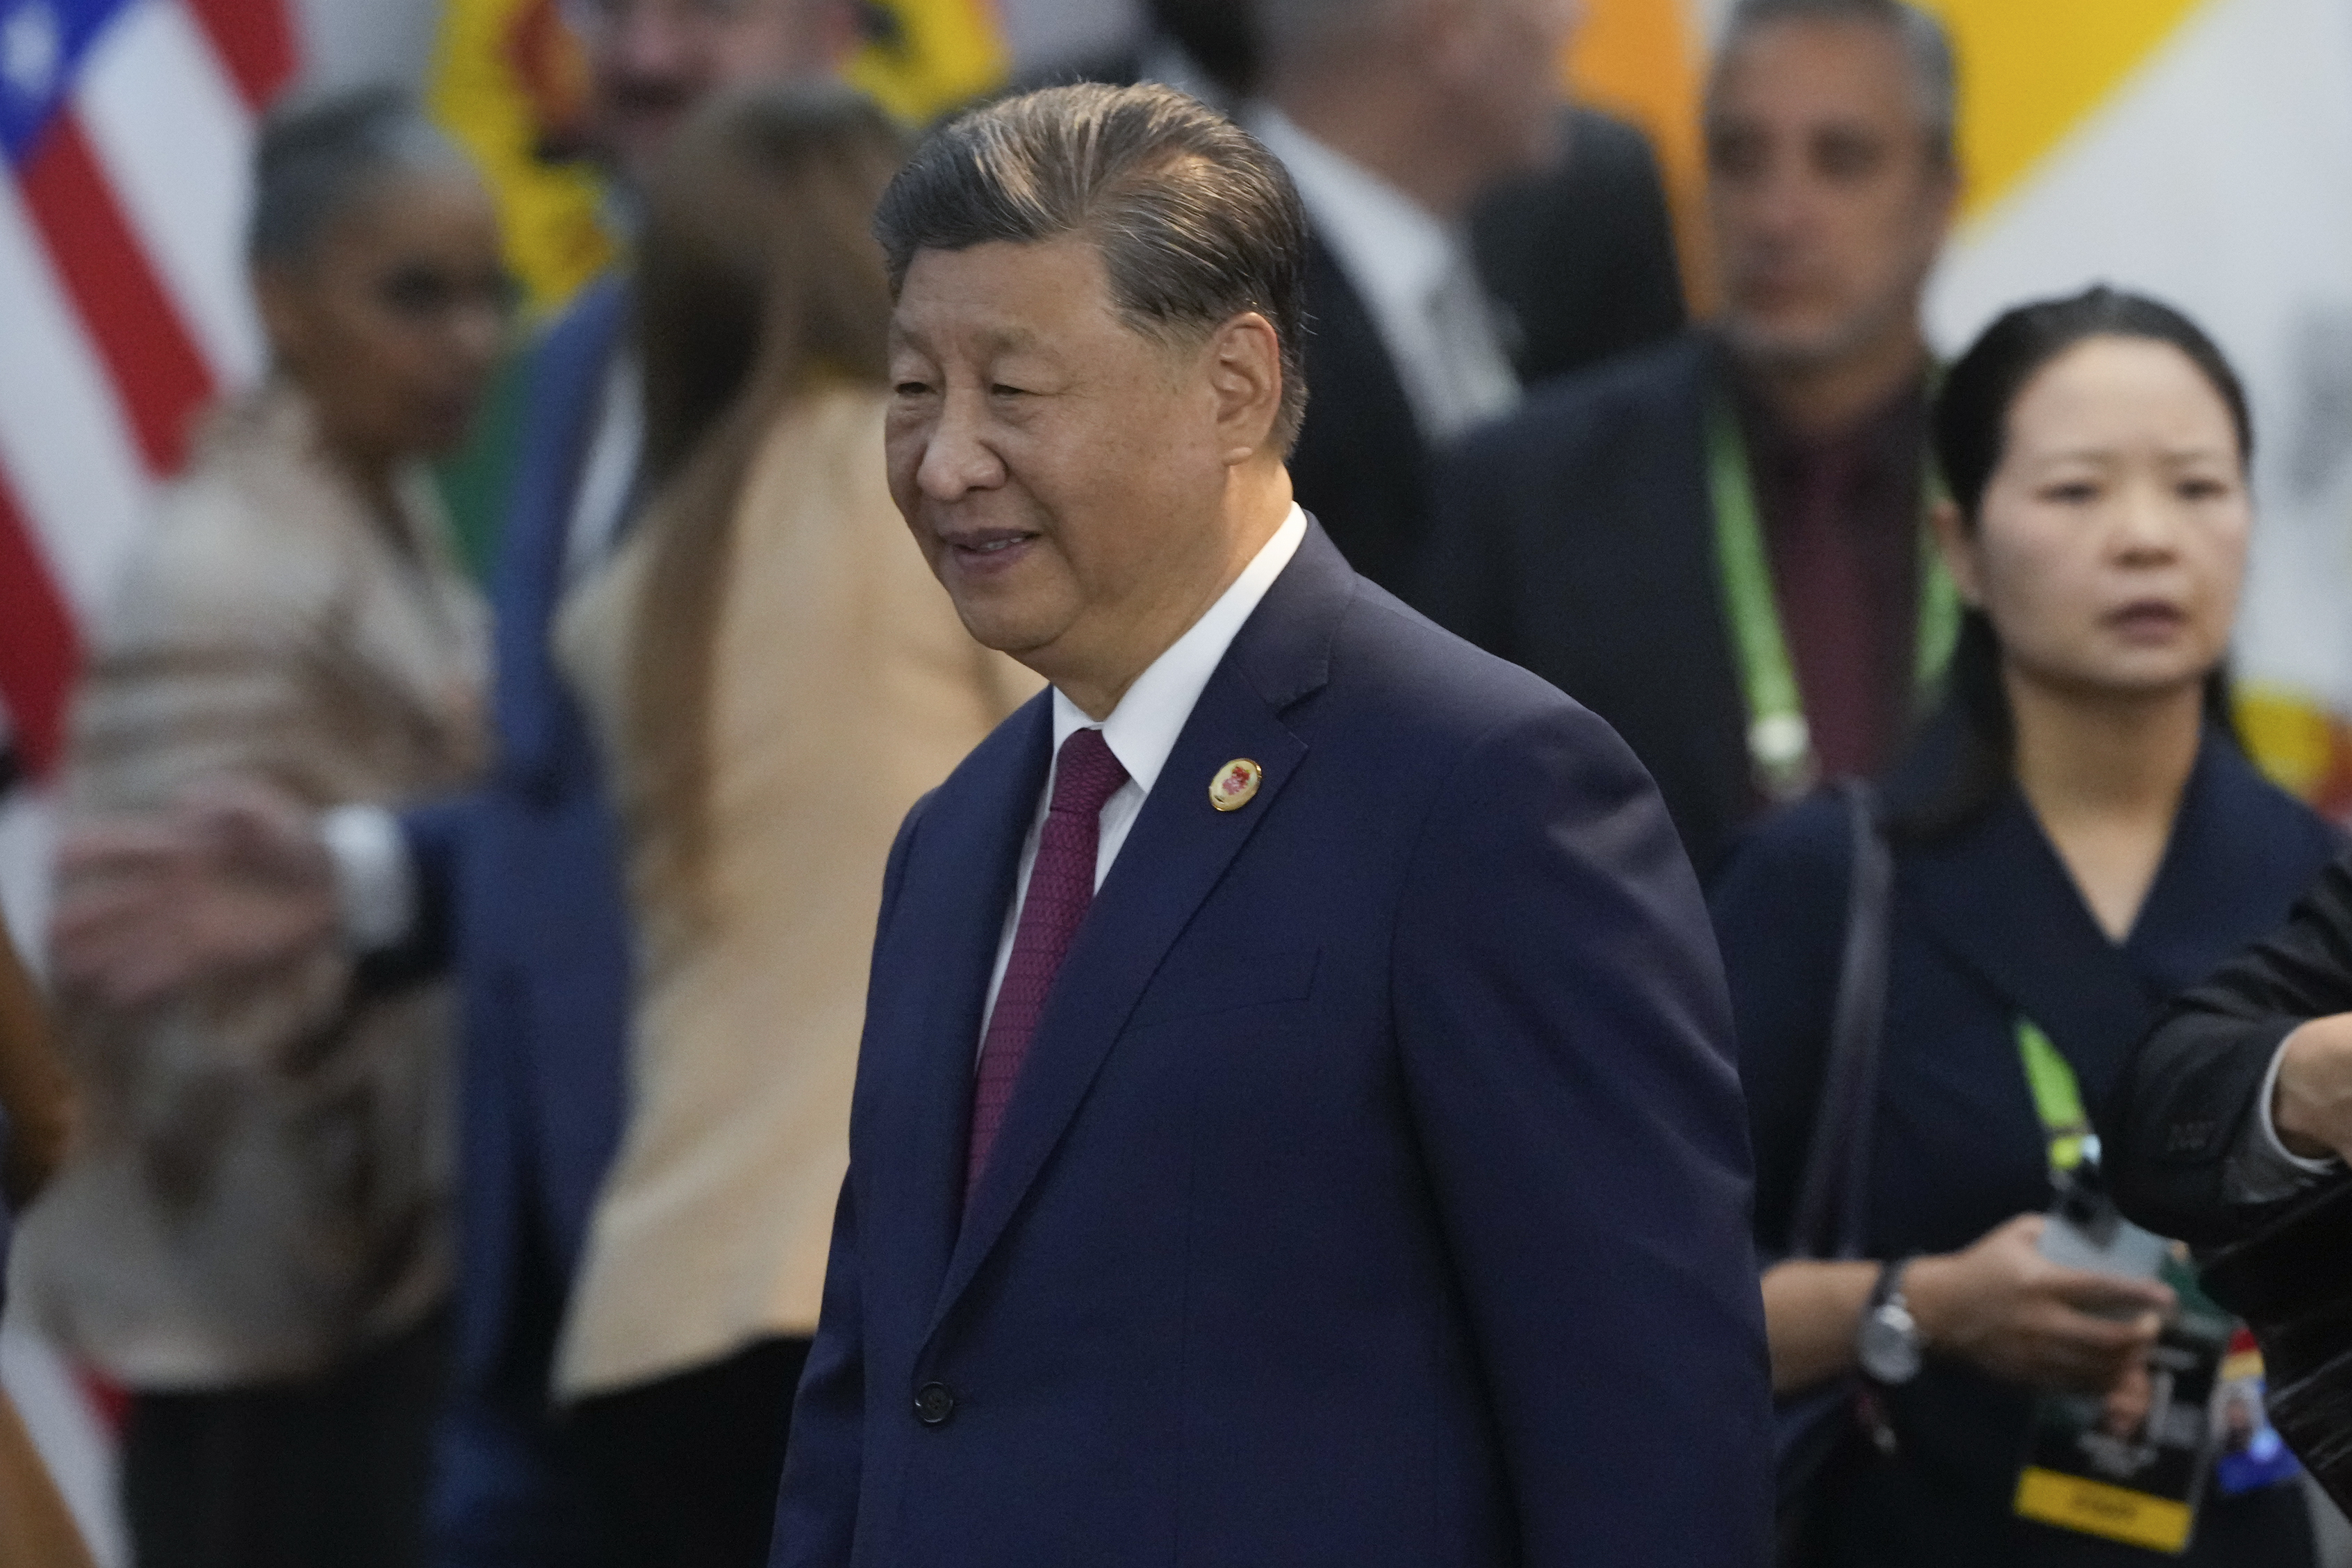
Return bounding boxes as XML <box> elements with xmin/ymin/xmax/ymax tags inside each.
<box><xmin>1859</xmin><ymin>1303</ymin><xmax>1924</xmax><ymax>1385</ymax></box>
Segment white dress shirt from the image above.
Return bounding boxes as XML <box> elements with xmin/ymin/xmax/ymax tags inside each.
<box><xmin>978</xmin><ymin>505</ymin><xmax>1309</xmax><ymax>1041</ymax></box>
<box><xmin>564</xmin><ymin>349</ymin><xmax>645</xmax><ymax>584</ymax></box>
<box><xmin>2225</xmin><ymin>1033</ymin><xmax>2344</xmax><ymax>1201</ymax></box>
<box><xmin>1249</xmin><ymin>107</ymin><xmax>1520</xmax><ymax>445</ymax></box>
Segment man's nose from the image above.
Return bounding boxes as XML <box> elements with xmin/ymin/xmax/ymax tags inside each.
<box><xmin>915</xmin><ymin>390</ymin><xmax>1006</xmax><ymax>500</ymax></box>
<box><xmin>1739</xmin><ymin>158</ymin><xmax>1819</xmax><ymax>247</ymax></box>
<box><xmin>450</xmin><ymin>299</ymin><xmax>507</xmax><ymax>376</ymax></box>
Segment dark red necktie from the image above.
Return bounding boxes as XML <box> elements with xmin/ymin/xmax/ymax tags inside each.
<box><xmin>967</xmin><ymin>727</ymin><xmax>1129</xmax><ymax>1199</ymax></box>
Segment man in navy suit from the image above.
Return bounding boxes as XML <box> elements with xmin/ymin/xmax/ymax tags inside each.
<box><xmin>770</xmin><ymin>83</ymin><xmax>1770</xmax><ymax>1567</ymax></box>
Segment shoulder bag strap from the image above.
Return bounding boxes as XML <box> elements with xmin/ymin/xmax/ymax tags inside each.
<box><xmin>1786</xmin><ymin>779</ymin><xmax>1897</xmax><ymax>1261</ymax></box>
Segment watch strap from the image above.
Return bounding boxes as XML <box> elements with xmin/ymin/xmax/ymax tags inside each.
<box><xmin>1868</xmin><ymin>1257</ymin><xmax>1914</xmax><ymax>1314</ymax></box>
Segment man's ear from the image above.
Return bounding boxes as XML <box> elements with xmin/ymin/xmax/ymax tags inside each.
<box><xmin>1206</xmin><ymin>311</ymin><xmax>1285</xmax><ymax>465</ymax></box>
<box><xmin>1928</xmin><ymin>497</ymin><xmax>1983</xmax><ymax>607</ymax></box>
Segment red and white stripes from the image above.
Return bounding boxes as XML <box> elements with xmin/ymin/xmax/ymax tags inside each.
<box><xmin>0</xmin><ymin>0</ymin><xmax>295</xmax><ymax>777</ymax></box>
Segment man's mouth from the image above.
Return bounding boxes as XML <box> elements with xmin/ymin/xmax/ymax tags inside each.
<box><xmin>941</xmin><ymin>529</ymin><xmax>1041</xmax><ymax>571</ymax></box>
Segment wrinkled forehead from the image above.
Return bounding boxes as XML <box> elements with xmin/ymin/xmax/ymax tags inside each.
<box><xmin>1707</xmin><ymin>17</ymin><xmax>1933</xmax><ymax>142</ymax></box>
<box><xmin>887</xmin><ymin>236</ymin><xmax>1169</xmax><ymax>360</ymax></box>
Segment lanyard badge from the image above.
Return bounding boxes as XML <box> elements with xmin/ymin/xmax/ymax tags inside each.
<box><xmin>2007</xmin><ymin>1018</ymin><xmax>2293</xmax><ymax>1552</ymax></box>
<box><xmin>1704</xmin><ymin>393</ymin><xmax>1959</xmax><ymax>802</ymax></box>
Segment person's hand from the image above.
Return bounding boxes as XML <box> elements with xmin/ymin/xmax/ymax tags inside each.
<box><xmin>2272</xmin><ymin>1013</ymin><xmax>2352</xmax><ymax>1162</ymax></box>
<box><xmin>50</xmin><ymin>779</ymin><xmax>336</xmax><ymax>1010</ymax></box>
<box><xmin>1906</xmin><ymin>1214</ymin><xmax>2173</xmax><ymax>1396</ymax></box>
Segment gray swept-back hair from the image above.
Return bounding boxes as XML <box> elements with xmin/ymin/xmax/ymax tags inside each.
<box><xmin>1712</xmin><ymin>0</ymin><xmax>1959</xmax><ymax>170</ymax></box>
<box><xmin>872</xmin><ymin>82</ymin><xmax>1311</xmax><ymax>450</ymax></box>
<box><xmin>249</xmin><ymin>84</ymin><xmax>476</xmax><ymax>268</ymax></box>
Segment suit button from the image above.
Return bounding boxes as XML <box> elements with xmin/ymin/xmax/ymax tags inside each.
<box><xmin>914</xmin><ymin>1382</ymin><xmax>956</xmax><ymax>1426</ymax></box>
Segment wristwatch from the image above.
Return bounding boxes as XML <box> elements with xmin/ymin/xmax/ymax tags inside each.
<box><xmin>1856</xmin><ymin>1259</ymin><xmax>1925</xmax><ymax>1385</ymax></box>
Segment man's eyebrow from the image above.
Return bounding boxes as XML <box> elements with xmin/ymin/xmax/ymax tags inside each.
<box><xmin>887</xmin><ymin>321</ymin><xmax>1044</xmax><ymax>356</ymax></box>
<box><xmin>974</xmin><ymin>324</ymin><xmax>1042</xmax><ymax>354</ymax></box>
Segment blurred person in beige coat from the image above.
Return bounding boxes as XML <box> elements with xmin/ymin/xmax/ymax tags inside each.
<box><xmin>19</xmin><ymin>87</ymin><xmax>502</xmax><ymax>1568</ymax></box>
<box><xmin>550</xmin><ymin>84</ymin><xmax>1037</xmax><ymax>1567</ymax></box>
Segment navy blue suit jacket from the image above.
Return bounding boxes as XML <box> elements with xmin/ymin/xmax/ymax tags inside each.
<box><xmin>772</xmin><ymin>523</ymin><xmax>1772</xmax><ymax>1567</ymax></box>
<box><xmin>401</xmin><ymin>277</ymin><xmax>634</xmax><ymax>1393</ymax></box>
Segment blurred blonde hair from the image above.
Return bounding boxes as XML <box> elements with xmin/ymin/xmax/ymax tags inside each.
<box><xmin>629</xmin><ymin>83</ymin><xmax>905</xmax><ymax>908</ymax></box>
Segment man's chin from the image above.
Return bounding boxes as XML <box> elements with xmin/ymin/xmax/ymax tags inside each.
<box><xmin>943</xmin><ymin>596</ymin><xmax>1060</xmax><ymax>665</ymax></box>
<box><xmin>1721</xmin><ymin>302</ymin><xmax>1904</xmax><ymax>375</ymax></box>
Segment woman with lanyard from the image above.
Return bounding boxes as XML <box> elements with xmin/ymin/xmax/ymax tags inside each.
<box><xmin>1714</xmin><ymin>285</ymin><xmax>2337</xmax><ymax>1566</ymax></box>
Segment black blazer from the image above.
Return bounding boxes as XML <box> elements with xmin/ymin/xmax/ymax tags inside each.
<box><xmin>1714</xmin><ymin>729</ymin><xmax>2338</xmax><ymax>1567</ymax></box>
<box><xmin>2110</xmin><ymin>849</ymin><xmax>2352</xmax><ymax>1248</ymax></box>
<box><xmin>1289</xmin><ymin>109</ymin><xmax>1684</xmax><ymax>597</ymax></box>
<box><xmin>1472</xmin><ymin>106</ymin><xmax>1686</xmax><ymax>386</ymax></box>
<box><xmin>1286</xmin><ymin>231</ymin><xmax>1428</xmax><ymax>596</ymax></box>
<box><xmin>1417</xmin><ymin>333</ymin><xmax>1756</xmax><ymax>871</ymax></box>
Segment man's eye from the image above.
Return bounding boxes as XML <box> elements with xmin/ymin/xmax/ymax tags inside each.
<box><xmin>1706</xmin><ymin>129</ymin><xmax>1765</xmax><ymax>180</ymax></box>
<box><xmin>990</xmin><ymin>383</ymin><xmax>1030</xmax><ymax>397</ymax></box>
<box><xmin>379</xmin><ymin>267</ymin><xmax>457</xmax><ymax>317</ymax></box>
<box><xmin>894</xmin><ymin>381</ymin><xmax>933</xmax><ymax>397</ymax></box>
<box><xmin>1814</xmin><ymin>133</ymin><xmax>1886</xmax><ymax>181</ymax></box>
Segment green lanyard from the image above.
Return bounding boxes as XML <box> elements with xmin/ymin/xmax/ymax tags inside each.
<box><xmin>1706</xmin><ymin>395</ymin><xmax>1962</xmax><ymax>801</ymax></box>
<box><xmin>2016</xmin><ymin>1018</ymin><xmax>2096</xmax><ymax>1175</ymax></box>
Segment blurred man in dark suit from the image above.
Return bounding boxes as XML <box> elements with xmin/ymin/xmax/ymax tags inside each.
<box><xmin>1420</xmin><ymin>0</ymin><xmax>1959</xmax><ymax>873</ymax></box>
<box><xmin>1472</xmin><ymin>110</ymin><xmax>1686</xmax><ymax>386</ymax></box>
<box><xmin>1244</xmin><ymin>0</ymin><xmax>1634</xmax><ymax>593</ymax></box>
<box><xmin>1042</xmin><ymin>0</ymin><xmax>1685</xmax><ymax>398</ymax></box>
<box><xmin>1046</xmin><ymin>0</ymin><xmax>1686</xmax><ymax>386</ymax></box>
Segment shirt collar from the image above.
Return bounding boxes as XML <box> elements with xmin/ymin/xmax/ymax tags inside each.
<box><xmin>1249</xmin><ymin>106</ymin><xmax>1459</xmax><ymax>329</ymax></box>
<box><xmin>1050</xmin><ymin>504</ymin><xmax>1309</xmax><ymax>794</ymax></box>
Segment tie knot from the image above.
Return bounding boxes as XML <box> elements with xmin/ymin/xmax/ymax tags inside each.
<box><xmin>1050</xmin><ymin>727</ymin><xmax>1128</xmax><ymax>819</ymax></box>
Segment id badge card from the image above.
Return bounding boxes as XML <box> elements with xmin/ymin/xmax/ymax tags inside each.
<box><xmin>2013</xmin><ymin>1255</ymin><xmax>2227</xmax><ymax>1554</ymax></box>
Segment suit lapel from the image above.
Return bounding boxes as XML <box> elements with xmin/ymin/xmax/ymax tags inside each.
<box><xmin>2124</xmin><ymin>739</ymin><xmax>2336</xmax><ymax>996</ymax></box>
<box><xmin>871</xmin><ymin>697</ymin><xmax>1053</xmax><ymax>1307</ymax></box>
<box><xmin>926</xmin><ymin>528</ymin><xmax>1356</xmax><ymax>1335</ymax></box>
<box><xmin>1902</xmin><ymin>789</ymin><xmax>2160</xmax><ymax>1109</ymax></box>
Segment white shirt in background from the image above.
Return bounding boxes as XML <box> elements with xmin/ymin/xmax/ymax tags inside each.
<box><xmin>1249</xmin><ymin>107</ymin><xmax>1520</xmax><ymax>445</ymax></box>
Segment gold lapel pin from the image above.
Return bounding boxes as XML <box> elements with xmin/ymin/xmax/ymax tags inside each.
<box><xmin>1210</xmin><ymin>758</ymin><xmax>1263</xmax><ymax>812</ymax></box>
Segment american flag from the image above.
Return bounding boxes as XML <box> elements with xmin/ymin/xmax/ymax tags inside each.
<box><xmin>0</xmin><ymin>0</ymin><xmax>297</xmax><ymax>783</ymax></box>
<box><xmin>1</xmin><ymin>3</ymin><xmax>297</xmax><ymax>1555</ymax></box>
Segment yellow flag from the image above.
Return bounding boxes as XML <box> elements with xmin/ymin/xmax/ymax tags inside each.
<box><xmin>1918</xmin><ymin>0</ymin><xmax>2204</xmax><ymax>224</ymax></box>
<box><xmin>427</xmin><ymin>0</ymin><xmax>617</xmax><ymax>317</ymax></box>
<box><xmin>849</xmin><ymin>0</ymin><xmax>1011</xmax><ymax>125</ymax></box>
